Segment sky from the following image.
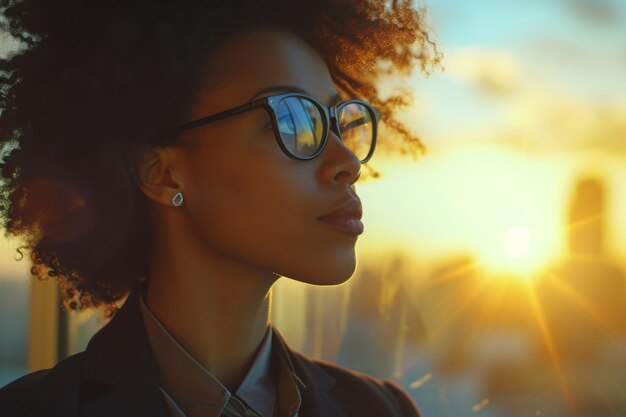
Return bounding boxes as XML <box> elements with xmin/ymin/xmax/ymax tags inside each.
<box><xmin>357</xmin><ymin>0</ymin><xmax>626</xmax><ymax>277</ymax></box>
<box><xmin>395</xmin><ymin>0</ymin><xmax>626</xmax><ymax>152</ymax></box>
<box><xmin>390</xmin><ymin>0</ymin><xmax>626</xmax><ymax>148</ymax></box>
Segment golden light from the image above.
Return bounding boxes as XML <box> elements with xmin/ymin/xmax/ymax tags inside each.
<box><xmin>479</xmin><ymin>224</ymin><xmax>545</xmax><ymax>279</ymax></box>
<box><xmin>358</xmin><ymin>150</ymin><xmax>568</xmax><ymax>281</ymax></box>
<box><xmin>480</xmin><ymin>225</ymin><xmax>541</xmax><ymax>280</ymax></box>
<box><xmin>503</xmin><ymin>226</ymin><xmax>532</xmax><ymax>260</ymax></box>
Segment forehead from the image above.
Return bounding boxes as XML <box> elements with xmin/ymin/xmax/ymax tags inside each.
<box><xmin>196</xmin><ymin>28</ymin><xmax>339</xmax><ymax>106</ymax></box>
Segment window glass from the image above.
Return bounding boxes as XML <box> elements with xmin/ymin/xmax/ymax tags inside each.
<box><xmin>0</xmin><ymin>239</ymin><xmax>29</xmax><ymax>387</ymax></box>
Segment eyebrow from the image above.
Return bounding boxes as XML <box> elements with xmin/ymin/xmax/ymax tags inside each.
<box><xmin>249</xmin><ymin>85</ymin><xmax>343</xmax><ymax>106</ymax></box>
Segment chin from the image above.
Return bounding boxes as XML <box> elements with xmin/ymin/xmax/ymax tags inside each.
<box><xmin>282</xmin><ymin>254</ymin><xmax>358</xmax><ymax>287</ymax></box>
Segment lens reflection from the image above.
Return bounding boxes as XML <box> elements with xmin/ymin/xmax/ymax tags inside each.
<box><xmin>278</xmin><ymin>97</ymin><xmax>323</xmax><ymax>158</ymax></box>
<box><xmin>276</xmin><ymin>97</ymin><xmax>374</xmax><ymax>161</ymax></box>
<box><xmin>339</xmin><ymin>102</ymin><xmax>373</xmax><ymax>162</ymax></box>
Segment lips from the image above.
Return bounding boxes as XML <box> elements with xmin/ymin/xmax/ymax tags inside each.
<box><xmin>317</xmin><ymin>198</ymin><xmax>364</xmax><ymax>235</ymax></box>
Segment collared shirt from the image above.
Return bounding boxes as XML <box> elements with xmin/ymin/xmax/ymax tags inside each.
<box><xmin>137</xmin><ymin>290</ymin><xmax>306</xmax><ymax>417</ymax></box>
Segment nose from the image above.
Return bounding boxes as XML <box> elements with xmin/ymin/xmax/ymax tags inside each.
<box><xmin>317</xmin><ymin>120</ymin><xmax>362</xmax><ymax>185</ymax></box>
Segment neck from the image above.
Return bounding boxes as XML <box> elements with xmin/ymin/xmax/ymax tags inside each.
<box><xmin>145</xmin><ymin>218</ymin><xmax>279</xmax><ymax>391</ymax></box>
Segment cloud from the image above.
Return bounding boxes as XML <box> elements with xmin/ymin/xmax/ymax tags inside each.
<box><xmin>589</xmin><ymin>104</ymin><xmax>626</xmax><ymax>153</ymax></box>
<box><xmin>404</xmin><ymin>43</ymin><xmax>626</xmax><ymax>155</ymax></box>
<box><xmin>497</xmin><ymin>84</ymin><xmax>626</xmax><ymax>155</ymax></box>
<box><xmin>443</xmin><ymin>46</ymin><xmax>522</xmax><ymax>97</ymax></box>
<box><xmin>527</xmin><ymin>37</ymin><xmax>589</xmax><ymax>66</ymax></box>
<box><xmin>562</xmin><ymin>0</ymin><xmax>624</xmax><ymax>27</ymax></box>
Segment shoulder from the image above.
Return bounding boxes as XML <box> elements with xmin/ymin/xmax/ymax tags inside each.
<box><xmin>0</xmin><ymin>352</ymin><xmax>84</xmax><ymax>417</ymax></box>
<box><xmin>294</xmin><ymin>352</ymin><xmax>423</xmax><ymax>417</ymax></box>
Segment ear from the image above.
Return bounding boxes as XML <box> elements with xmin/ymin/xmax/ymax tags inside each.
<box><xmin>134</xmin><ymin>145</ymin><xmax>184</xmax><ymax>207</ymax></box>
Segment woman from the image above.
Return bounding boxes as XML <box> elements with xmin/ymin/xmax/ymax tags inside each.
<box><xmin>0</xmin><ymin>0</ymin><xmax>440</xmax><ymax>416</ymax></box>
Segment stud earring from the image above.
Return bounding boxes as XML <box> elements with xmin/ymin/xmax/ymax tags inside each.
<box><xmin>172</xmin><ymin>192</ymin><xmax>184</xmax><ymax>207</ymax></box>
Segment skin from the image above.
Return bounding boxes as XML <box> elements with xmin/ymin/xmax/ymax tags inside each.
<box><xmin>135</xmin><ymin>27</ymin><xmax>363</xmax><ymax>392</ymax></box>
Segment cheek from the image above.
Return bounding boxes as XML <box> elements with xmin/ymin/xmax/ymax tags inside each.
<box><xmin>183</xmin><ymin>120</ymin><xmax>284</xmax><ymax>221</ymax></box>
<box><xmin>184</xmin><ymin>137</ymin><xmax>317</xmax><ymax>257</ymax></box>
<box><xmin>179</xmin><ymin>128</ymin><xmax>357</xmax><ymax>283</ymax></box>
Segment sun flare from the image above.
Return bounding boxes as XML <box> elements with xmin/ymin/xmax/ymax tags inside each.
<box><xmin>504</xmin><ymin>226</ymin><xmax>532</xmax><ymax>260</ymax></box>
<box><xmin>479</xmin><ymin>225</ymin><xmax>545</xmax><ymax>280</ymax></box>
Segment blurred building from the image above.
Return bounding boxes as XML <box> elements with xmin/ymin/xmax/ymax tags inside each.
<box><xmin>0</xmin><ymin>278</ymin><xmax>29</xmax><ymax>387</ymax></box>
<box><xmin>336</xmin><ymin>256</ymin><xmax>427</xmax><ymax>381</ymax></box>
<box><xmin>406</xmin><ymin>177</ymin><xmax>626</xmax><ymax>415</ymax></box>
<box><xmin>539</xmin><ymin>177</ymin><xmax>626</xmax><ymax>360</ymax></box>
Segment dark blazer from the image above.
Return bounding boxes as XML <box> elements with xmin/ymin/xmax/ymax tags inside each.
<box><xmin>0</xmin><ymin>284</ymin><xmax>423</xmax><ymax>417</ymax></box>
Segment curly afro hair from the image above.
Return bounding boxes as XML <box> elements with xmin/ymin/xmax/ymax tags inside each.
<box><xmin>0</xmin><ymin>0</ymin><xmax>442</xmax><ymax>316</ymax></box>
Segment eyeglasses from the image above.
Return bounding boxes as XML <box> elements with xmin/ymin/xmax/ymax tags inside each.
<box><xmin>171</xmin><ymin>92</ymin><xmax>381</xmax><ymax>163</ymax></box>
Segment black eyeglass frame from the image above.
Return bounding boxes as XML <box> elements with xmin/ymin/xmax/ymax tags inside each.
<box><xmin>171</xmin><ymin>92</ymin><xmax>381</xmax><ymax>163</ymax></box>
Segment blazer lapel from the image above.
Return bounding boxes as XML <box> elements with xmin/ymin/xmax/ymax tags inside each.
<box><xmin>80</xmin><ymin>284</ymin><xmax>167</xmax><ymax>417</ymax></box>
<box><xmin>271</xmin><ymin>327</ymin><xmax>347</xmax><ymax>417</ymax></box>
<box><xmin>78</xmin><ymin>283</ymin><xmax>347</xmax><ymax>417</ymax></box>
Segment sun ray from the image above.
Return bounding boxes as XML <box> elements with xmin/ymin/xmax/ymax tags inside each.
<box><xmin>544</xmin><ymin>270</ymin><xmax>617</xmax><ymax>339</ymax></box>
<box><xmin>563</xmin><ymin>252</ymin><xmax>606</xmax><ymax>263</ymax></box>
<box><xmin>427</xmin><ymin>263</ymin><xmax>490</xmax><ymax>344</ymax></box>
<box><xmin>431</xmin><ymin>258</ymin><xmax>482</xmax><ymax>284</ymax></box>
<box><xmin>526</xmin><ymin>283</ymin><xmax>580</xmax><ymax>417</ymax></box>
<box><xmin>563</xmin><ymin>213</ymin><xmax>603</xmax><ymax>234</ymax></box>
<box><xmin>457</xmin><ymin>277</ymin><xmax>516</xmax><ymax>355</ymax></box>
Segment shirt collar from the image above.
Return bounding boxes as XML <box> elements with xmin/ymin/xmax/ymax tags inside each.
<box><xmin>137</xmin><ymin>286</ymin><xmax>303</xmax><ymax>417</ymax></box>
<box><xmin>138</xmin><ymin>290</ymin><xmax>233</xmax><ymax>416</ymax></box>
<box><xmin>234</xmin><ymin>324</ymin><xmax>274</xmax><ymax>416</ymax></box>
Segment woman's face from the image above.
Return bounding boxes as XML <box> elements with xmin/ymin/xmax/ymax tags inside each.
<box><xmin>170</xmin><ymin>28</ymin><xmax>363</xmax><ymax>285</ymax></box>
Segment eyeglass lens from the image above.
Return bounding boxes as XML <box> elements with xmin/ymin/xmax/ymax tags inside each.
<box><xmin>277</xmin><ymin>98</ymin><xmax>324</xmax><ymax>158</ymax></box>
<box><xmin>275</xmin><ymin>97</ymin><xmax>374</xmax><ymax>161</ymax></box>
<box><xmin>338</xmin><ymin>102</ymin><xmax>374</xmax><ymax>162</ymax></box>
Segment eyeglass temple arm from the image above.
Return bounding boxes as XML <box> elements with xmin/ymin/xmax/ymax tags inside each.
<box><xmin>343</xmin><ymin>114</ymin><xmax>379</xmax><ymax>130</ymax></box>
<box><xmin>173</xmin><ymin>99</ymin><xmax>268</xmax><ymax>133</ymax></box>
<box><xmin>339</xmin><ymin>110</ymin><xmax>381</xmax><ymax>130</ymax></box>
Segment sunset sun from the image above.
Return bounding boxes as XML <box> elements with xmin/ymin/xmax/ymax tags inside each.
<box><xmin>504</xmin><ymin>226</ymin><xmax>532</xmax><ymax>260</ymax></box>
<box><xmin>476</xmin><ymin>224</ymin><xmax>547</xmax><ymax>279</ymax></box>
